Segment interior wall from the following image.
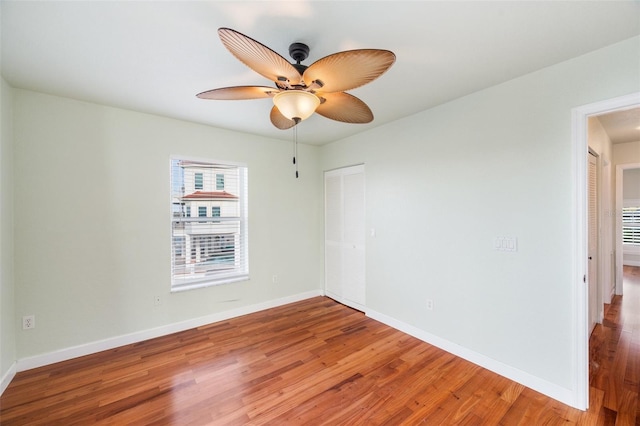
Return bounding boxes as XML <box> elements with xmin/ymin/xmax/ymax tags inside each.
<box><xmin>320</xmin><ymin>36</ymin><xmax>639</xmax><ymax>397</ymax></box>
<box><xmin>613</xmin><ymin>140</ymin><xmax>640</xmax><ymax>165</ymax></box>
<box><xmin>588</xmin><ymin>117</ymin><xmax>614</xmax><ymax>303</ymax></box>
<box><xmin>0</xmin><ymin>76</ymin><xmax>16</xmax><ymax>389</ymax></box>
<box><xmin>622</xmin><ymin>166</ymin><xmax>640</xmax><ymax>266</ymax></box>
<box><xmin>12</xmin><ymin>89</ymin><xmax>322</xmax><ymax>360</ymax></box>
<box><xmin>614</xmin><ymin>141</ymin><xmax>640</xmax><ymax>268</ymax></box>
<box><xmin>623</xmin><ymin>168</ymin><xmax>640</xmax><ymax>199</ymax></box>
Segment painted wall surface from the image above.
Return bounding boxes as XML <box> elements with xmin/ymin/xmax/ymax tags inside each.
<box><xmin>1</xmin><ymin>77</ymin><xmax>16</xmax><ymax>385</ymax></box>
<box><xmin>623</xmin><ymin>168</ymin><xmax>640</xmax><ymax>199</ymax></box>
<box><xmin>12</xmin><ymin>90</ymin><xmax>322</xmax><ymax>359</ymax></box>
<box><xmin>614</xmin><ymin>141</ymin><xmax>640</xmax><ymax>267</ymax></box>
<box><xmin>588</xmin><ymin>117</ymin><xmax>614</xmax><ymax>303</ymax></box>
<box><xmin>613</xmin><ymin>141</ymin><xmax>640</xmax><ymax>165</ymax></box>
<box><xmin>320</xmin><ymin>36</ymin><xmax>640</xmax><ymax>392</ymax></box>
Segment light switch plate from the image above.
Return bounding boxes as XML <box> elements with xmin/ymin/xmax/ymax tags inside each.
<box><xmin>494</xmin><ymin>237</ymin><xmax>517</xmax><ymax>252</ymax></box>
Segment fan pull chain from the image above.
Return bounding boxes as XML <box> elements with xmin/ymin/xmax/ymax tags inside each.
<box><xmin>293</xmin><ymin>118</ymin><xmax>300</xmax><ymax>178</ymax></box>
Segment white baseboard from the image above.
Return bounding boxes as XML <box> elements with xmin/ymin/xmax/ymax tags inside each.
<box><xmin>9</xmin><ymin>292</ymin><xmax>579</xmax><ymax>409</ymax></box>
<box><xmin>622</xmin><ymin>259</ymin><xmax>640</xmax><ymax>267</ymax></box>
<box><xmin>0</xmin><ymin>362</ymin><xmax>16</xmax><ymax>396</ymax></box>
<box><xmin>16</xmin><ymin>290</ymin><xmax>323</xmax><ymax>373</ymax></box>
<box><xmin>365</xmin><ymin>308</ymin><xmax>578</xmax><ymax>409</ymax></box>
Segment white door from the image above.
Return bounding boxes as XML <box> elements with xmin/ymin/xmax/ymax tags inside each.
<box><xmin>325</xmin><ymin>165</ymin><xmax>366</xmax><ymax>310</ymax></box>
<box><xmin>588</xmin><ymin>152</ymin><xmax>599</xmax><ymax>334</ymax></box>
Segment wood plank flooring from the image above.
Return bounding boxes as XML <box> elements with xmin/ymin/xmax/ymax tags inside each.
<box><xmin>589</xmin><ymin>265</ymin><xmax>640</xmax><ymax>425</ymax></box>
<box><xmin>1</xmin><ymin>267</ymin><xmax>638</xmax><ymax>425</ymax></box>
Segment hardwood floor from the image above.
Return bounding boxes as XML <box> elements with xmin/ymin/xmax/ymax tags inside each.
<box><xmin>588</xmin><ymin>265</ymin><xmax>640</xmax><ymax>425</ymax></box>
<box><xmin>1</xmin><ymin>268</ymin><xmax>638</xmax><ymax>425</ymax></box>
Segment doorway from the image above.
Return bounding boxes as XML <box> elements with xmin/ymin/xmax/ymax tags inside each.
<box><xmin>615</xmin><ymin>163</ymin><xmax>640</xmax><ymax>296</ymax></box>
<box><xmin>572</xmin><ymin>92</ymin><xmax>640</xmax><ymax>410</ymax></box>
<box><xmin>324</xmin><ymin>164</ymin><xmax>366</xmax><ymax>311</ymax></box>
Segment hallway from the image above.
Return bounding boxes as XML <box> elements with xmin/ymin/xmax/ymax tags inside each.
<box><xmin>589</xmin><ymin>265</ymin><xmax>640</xmax><ymax>424</ymax></box>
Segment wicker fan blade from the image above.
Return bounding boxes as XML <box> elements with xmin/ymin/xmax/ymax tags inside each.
<box><xmin>218</xmin><ymin>28</ymin><xmax>301</xmax><ymax>87</ymax></box>
<box><xmin>315</xmin><ymin>92</ymin><xmax>373</xmax><ymax>123</ymax></box>
<box><xmin>303</xmin><ymin>49</ymin><xmax>395</xmax><ymax>93</ymax></box>
<box><xmin>196</xmin><ymin>86</ymin><xmax>278</xmax><ymax>100</ymax></box>
<box><xmin>270</xmin><ymin>106</ymin><xmax>297</xmax><ymax>129</ymax></box>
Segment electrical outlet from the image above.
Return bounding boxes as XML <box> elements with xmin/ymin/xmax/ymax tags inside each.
<box><xmin>154</xmin><ymin>295</ymin><xmax>161</xmax><ymax>306</ymax></box>
<box><xmin>426</xmin><ymin>299</ymin><xmax>434</xmax><ymax>311</ymax></box>
<box><xmin>23</xmin><ymin>315</ymin><xmax>35</xmax><ymax>330</ymax></box>
<box><xmin>272</xmin><ymin>275</ymin><xmax>278</xmax><ymax>284</ymax></box>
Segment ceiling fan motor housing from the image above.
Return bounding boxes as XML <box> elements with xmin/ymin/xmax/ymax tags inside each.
<box><xmin>289</xmin><ymin>42</ymin><xmax>310</xmax><ymax>63</ymax></box>
<box><xmin>289</xmin><ymin>43</ymin><xmax>310</xmax><ymax>75</ymax></box>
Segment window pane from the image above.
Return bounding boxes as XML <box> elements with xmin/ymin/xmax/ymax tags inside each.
<box><xmin>623</xmin><ymin>206</ymin><xmax>640</xmax><ymax>246</ymax></box>
<box><xmin>170</xmin><ymin>158</ymin><xmax>248</xmax><ymax>291</ymax></box>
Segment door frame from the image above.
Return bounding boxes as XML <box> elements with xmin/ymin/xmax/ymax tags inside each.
<box><xmin>587</xmin><ymin>149</ymin><xmax>600</xmax><ymax>335</ymax></box>
<box><xmin>324</xmin><ymin>164</ymin><xmax>366</xmax><ymax>312</ymax></box>
<box><xmin>616</xmin><ymin>163</ymin><xmax>640</xmax><ymax>294</ymax></box>
<box><xmin>571</xmin><ymin>92</ymin><xmax>640</xmax><ymax>410</ymax></box>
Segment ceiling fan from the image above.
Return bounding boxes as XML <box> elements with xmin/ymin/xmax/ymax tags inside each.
<box><xmin>196</xmin><ymin>28</ymin><xmax>396</xmax><ymax>130</ymax></box>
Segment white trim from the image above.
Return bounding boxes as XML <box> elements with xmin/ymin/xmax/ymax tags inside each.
<box><xmin>623</xmin><ymin>245</ymin><xmax>640</xmax><ymax>255</ymax></box>
<box><xmin>571</xmin><ymin>92</ymin><xmax>640</xmax><ymax>411</ymax></box>
<box><xmin>623</xmin><ymin>259</ymin><xmax>640</xmax><ymax>267</ymax></box>
<box><xmin>325</xmin><ymin>291</ymin><xmax>366</xmax><ymax>313</ymax></box>
<box><xmin>0</xmin><ymin>362</ymin><xmax>16</xmax><ymax>396</ymax></box>
<box><xmin>16</xmin><ymin>290</ymin><xmax>322</xmax><ymax>372</ymax></box>
<box><xmin>324</xmin><ymin>164</ymin><xmax>367</xmax><ymax>311</ymax></box>
<box><xmin>366</xmin><ymin>309</ymin><xmax>575</xmax><ymax>407</ymax></box>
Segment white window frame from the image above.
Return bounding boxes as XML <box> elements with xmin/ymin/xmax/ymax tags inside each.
<box><xmin>170</xmin><ymin>157</ymin><xmax>249</xmax><ymax>291</ymax></box>
<box><xmin>623</xmin><ymin>199</ymin><xmax>640</xmax><ymax>252</ymax></box>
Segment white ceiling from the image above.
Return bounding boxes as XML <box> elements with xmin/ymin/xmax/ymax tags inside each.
<box><xmin>596</xmin><ymin>107</ymin><xmax>640</xmax><ymax>145</ymax></box>
<box><xmin>2</xmin><ymin>1</ymin><xmax>639</xmax><ymax>146</ymax></box>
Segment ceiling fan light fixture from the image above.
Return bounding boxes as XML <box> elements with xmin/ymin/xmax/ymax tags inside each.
<box><xmin>273</xmin><ymin>90</ymin><xmax>320</xmax><ymax>122</ymax></box>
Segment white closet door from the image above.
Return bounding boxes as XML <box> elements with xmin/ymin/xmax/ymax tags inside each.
<box><xmin>325</xmin><ymin>165</ymin><xmax>365</xmax><ymax>310</ymax></box>
<box><xmin>325</xmin><ymin>173</ymin><xmax>343</xmax><ymax>298</ymax></box>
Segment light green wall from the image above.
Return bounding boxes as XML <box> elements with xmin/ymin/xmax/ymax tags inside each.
<box><xmin>1</xmin><ymin>77</ymin><xmax>16</xmax><ymax>381</ymax></box>
<box><xmin>12</xmin><ymin>90</ymin><xmax>322</xmax><ymax>359</ymax></box>
<box><xmin>320</xmin><ymin>36</ymin><xmax>640</xmax><ymax>390</ymax></box>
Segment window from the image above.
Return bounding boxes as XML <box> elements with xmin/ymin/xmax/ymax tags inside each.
<box><xmin>194</xmin><ymin>173</ymin><xmax>203</xmax><ymax>190</ymax></box>
<box><xmin>171</xmin><ymin>158</ymin><xmax>248</xmax><ymax>291</ymax></box>
<box><xmin>216</xmin><ymin>173</ymin><xmax>225</xmax><ymax>190</ymax></box>
<box><xmin>623</xmin><ymin>206</ymin><xmax>640</xmax><ymax>246</ymax></box>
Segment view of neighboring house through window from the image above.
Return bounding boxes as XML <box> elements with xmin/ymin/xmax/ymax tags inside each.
<box><xmin>171</xmin><ymin>158</ymin><xmax>248</xmax><ymax>291</ymax></box>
